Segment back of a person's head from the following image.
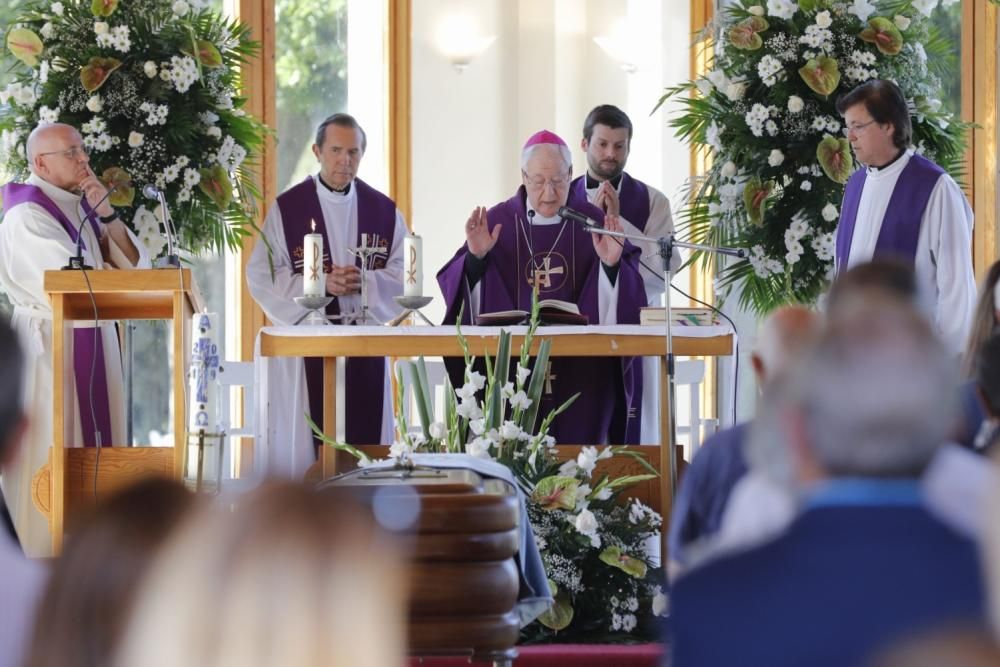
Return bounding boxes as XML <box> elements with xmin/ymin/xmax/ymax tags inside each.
<box><xmin>963</xmin><ymin>260</ymin><xmax>1000</xmax><ymax>375</ymax></box>
<box><xmin>752</xmin><ymin>305</ymin><xmax>821</xmax><ymax>384</ymax></box>
<box><xmin>0</xmin><ymin>318</ymin><xmax>25</xmax><ymax>465</ymax></box>
<box><xmin>785</xmin><ymin>294</ymin><xmax>955</xmax><ymax>478</ymax></box>
<box><xmin>826</xmin><ymin>258</ymin><xmax>924</xmax><ymax>316</ymax></box>
<box><xmin>114</xmin><ymin>481</ymin><xmax>406</xmax><ymax>667</ymax></box>
<box><xmin>27</xmin><ymin>477</ymin><xmax>194</xmax><ymax>667</ymax></box>
<box><xmin>868</xmin><ymin>628</ymin><xmax>1000</xmax><ymax>667</ymax></box>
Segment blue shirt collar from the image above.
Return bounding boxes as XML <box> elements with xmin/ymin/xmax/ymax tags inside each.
<box><xmin>804</xmin><ymin>478</ymin><xmax>923</xmax><ymax>510</ymax></box>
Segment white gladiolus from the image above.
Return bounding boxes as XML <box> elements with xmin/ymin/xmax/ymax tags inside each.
<box><xmin>467</xmin><ymin>369</ymin><xmax>486</xmax><ymax>390</ymax></box>
<box><xmin>429</xmin><ymin>422</ymin><xmax>446</xmax><ymax>439</ymax></box>
<box><xmin>509</xmin><ymin>390</ymin><xmax>532</xmax><ymax>411</ymax></box>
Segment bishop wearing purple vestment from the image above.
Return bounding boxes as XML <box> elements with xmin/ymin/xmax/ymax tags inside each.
<box><xmin>834</xmin><ymin>80</ymin><xmax>975</xmax><ymax>356</ymax></box>
<box><xmin>0</xmin><ymin>123</ymin><xmax>151</xmax><ymax>556</ymax></box>
<box><xmin>437</xmin><ymin>130</ymin><xmax>647</xmax><ymax>446</ymax></box>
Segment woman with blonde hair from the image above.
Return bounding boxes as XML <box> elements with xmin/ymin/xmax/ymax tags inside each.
<box><xmin>114</xmin><ymin>481</ymin><xmax>407</xmax><ymax>667</ymax></box>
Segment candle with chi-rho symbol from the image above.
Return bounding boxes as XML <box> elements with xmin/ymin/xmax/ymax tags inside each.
<box><xmin>303</xmin><ymin>219</ymin><xmax>324</xmax><ymax>296</ymax></box>
<box><xmin>403</xmin><ymin>233</ymin><xmax>422</xmax><ymax>297</ymax></box>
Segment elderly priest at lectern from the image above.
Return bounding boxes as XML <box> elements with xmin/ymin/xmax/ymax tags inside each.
<box><xmin>0</xmin><ymin>122</ymin><xmax>151</xmax><ymax>557</ymax></box>
<box><xmin>437</xmin><ymin>130</ymin><xmax>646</xmax><ymax>446</ymax></box>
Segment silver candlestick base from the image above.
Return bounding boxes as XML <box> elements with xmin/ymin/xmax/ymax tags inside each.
<box><xmin>387</xmin><ymin>295</ymin><xmax>434</xmax><ymax>326</ymax></box>
<box><xmin>293</xmin><ymin>295</ymin><xmax>334</xmax><ymax>325</ymax></box>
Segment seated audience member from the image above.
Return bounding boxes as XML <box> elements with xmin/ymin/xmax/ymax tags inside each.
<box><xmin>114</xmin><ymin>481</ymin><xmax>407</xmax><ymax>667</ymax></box>
<box><xmin>971</xmin><ymin>335</ymin><xmax>1000</xmax><ymax>455</ymax></box>
<box><xmin>669</xmin><ymin>295</ymin><xmax>985</xmax><ymax>667</ymax></box>
<box><xmin>869</xmin><ymin>629</ymin><xmax>1000</xmax><ymax>667</ymax></box>
<box><xmin>26</xmin><ymin>478</ymin><xmax>194</xmax><ymax>667</ymax></box>
<box><xmin>953</xmin><ymin>260</ymin><xmax>1000</xmax><ymax>447</ymax></box>
<box><xmin>0</xmin><ymin>319</ymin><xmax>46</xmax><ymax>667</ymax></box>
<box><xmin>667</xmin><ymin>305</ymin><xmax>819</xmax><ymax>578</ymax></box>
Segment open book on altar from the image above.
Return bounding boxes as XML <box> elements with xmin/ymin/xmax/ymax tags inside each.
<box><xmin>476</xmin><ymin>299</ymin><xmax>590</xmax><ymax>326</ymax></box>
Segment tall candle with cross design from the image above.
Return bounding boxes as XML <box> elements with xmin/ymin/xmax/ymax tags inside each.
<box><xmin>403</xmin><ymin>233</ymin><xmax>422</xmax><ymax>297</ymax></box>
<box><xmin>303</xmin><ymin>219</ymin><xmax>324</xmax><ymax>296</ymax></box>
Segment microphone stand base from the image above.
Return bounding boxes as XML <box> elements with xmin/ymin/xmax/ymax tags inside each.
<box><xmin>61</xmin><ymin>257</ymin><xmax>92</xmax><ymax>271</ymax></box>
<box><xmin>155</xmin><ymin>254</ymin><xmax>182</xmax><ymax>269</ymax></box>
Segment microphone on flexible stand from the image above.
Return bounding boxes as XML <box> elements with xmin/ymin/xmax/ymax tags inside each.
<box><xmin>63</xmin><ymin>184</ymin><xmax>122</xmax><ymax>271</ymax></box>
<box><xmin>557</xmin><ymin>205</ymin><xmax>599</xmax><ymax>228</ymax></box>
<box><xmin>143</xmin><ymin>184</ymin><xmax>181</xmax><ymax>268</ymax></box>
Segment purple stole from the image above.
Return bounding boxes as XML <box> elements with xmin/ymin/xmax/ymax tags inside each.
<box><xmin>835</xmin><ymin>153</ymin><xmax>945</xmax><ymax>274</ymax></box>
<box><xmin>436</xmin><ymin>187</ymin><xmax>646</xmax><ymax>444</ymax></box>
<box><xmin>570</xmin><ymin>171</ymin><xmax>651</xmax><ymax>232</ymax></box>
<box><xmin>277</xmin><ymin>176</ymin><xmax>397</xmax><ymax>445</ymax></box>
<box><xmin>1</xmin><ymin>183</ymin><xmax>112</xmax><ymax>447</ymax></box>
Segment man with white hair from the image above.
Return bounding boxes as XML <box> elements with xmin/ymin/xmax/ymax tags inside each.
<box><xmin>667</xmin><ymin>305</ymin><xmax>820</xmax><ymax>577</ymax></box>
<box><xmin>437</xmin><ymin>130</ymin><xmax>646</xmax><ymax>445</ymax></box>
<box><xmin>0</xmin><ymin>122</ymin><xmax>150</xmax><ymax>556</ymax></box>
<box><xmin>670</xmin><ymin>296</ymin><xmax>985</xmax><ymax>667</ymax></box>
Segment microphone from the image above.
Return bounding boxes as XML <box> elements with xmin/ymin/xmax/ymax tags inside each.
<box><xmin>142</xmin><ymin>183</ymin><xmax>181</xmax><ymax>268</ymax></box>
<box><xmin>63</xmin><ymin>184</ymin><xmax>122</xmax><ymax>271</ymax></box>
<box><xmin>557</xmin><ymin>206</ymin><xmax>599</xmax><ymax>228</ymax></box>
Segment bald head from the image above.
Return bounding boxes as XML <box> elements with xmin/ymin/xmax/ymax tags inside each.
<box><xmin>25</xmin><ymin>122</ymin><xmax>91</xmax><ymax>191</ymax></box>
<box><xmin>752</xmin><ymin>306</ymin><xmax>821</xmax><ymax>386</ymax></box>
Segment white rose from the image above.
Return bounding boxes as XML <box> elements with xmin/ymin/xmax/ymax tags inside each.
<box><xmin>894</xmin><ymin>14</ymin><xmax>911</xmax><ymax>30</ymax></box>
<box><xmin>694</xmin><ymin>78</ymin><xmax>713</xmax><ymax>97</ymax></box>
<box><xmin>172</xmin><ymin>0</ymin><xmax>190</xmax><ymax>15</ymax></box>
<box><xmin>94</xmin><ymin>22</ymin><xmax>109</xmax><ymax>35</ymax></box>
<box><xmin>787</xmin><ymin>95</ymin><xmax>804</xmax><ymax>113</ymax></box>
<box><xmin>720</xmin><ymin>161</ymin><xmax>737</xmax><ymax>179</ymax></box>
<box><xmin>86</xmin><ymin>95</ymin><xmax>103</xmax><ymax>113</ymax></box>
<box><xmin>725</xmin><ymin>81</ymin><xmax>747</xmax><ymax>101</ymax></box>
<box><xmin>768</xmin><ymin>149</ymin><xmax>784</xmax><ymax>167</ymax></box>
<box><xmin>706</xmin><ymin>69</ymin><xmax>729</xmax><ymax>90</ymax></box>
<box><xmin>822</xmin><ymin>203</ymin><xmax>839</xmax><ymax>222</ymax></box>
<box><xmin>815</xmin><ymin>10</ymin><xmax>832</xmax><ymax>28</ymax></box>
<box><xmin>128</xmin><ymin>131</ymin><xmax>144</xmax><ymax>147</ymax></box>
<box><xmin>144</xmin><ymin>61</ymin><xmax>158</xmax><ymax>78</ymax></box>
<box><xmin>574</xmin><ymin>509</ymin><xmax>598</xmax><ymax>535</ymax></box>
<box><xmin>748</xmin><ymin>5</ymin><xmax>764</xmax><ymax>16</ymax></box>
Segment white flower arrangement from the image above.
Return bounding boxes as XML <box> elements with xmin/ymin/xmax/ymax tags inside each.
<box><xmin>1</xmin><ymin>0</ymin><xmax>267</xmax><ymax>255</ymax></box>
<box><xmin>659</xmin><ymin>0</ymin><xmax>969</xmax><ymax>314</ymax></box>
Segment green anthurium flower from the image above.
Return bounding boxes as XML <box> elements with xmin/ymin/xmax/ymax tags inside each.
<box><xmin>198</xmin><ymin>164</ymin><xmax>233</xmax><ymax>209</ymax></box>
<box><xmin>599</xmin><ymin>546</ymin><xmax>648</xmax><ymax>578</ymax></box>
<box><xmin>859</xmin><ymin>17</ymin><xmax>903</xmax><ymax>56</ymax></box>
<box><xmin>798</xmin><ymin>56</ymin><xmax>840</xmax><ymax>97</ymax></box>
<box><xmin>728</xmin><ymin>16</ymin><xmax>769</xmax><ymax>51</ymax></box>
<box><xmin>7</xmin><ymin>28</ymin><xmax>44</xmax><ymax>68</ymax></box>
<box><xmin>531</xmin><ymin>476</ymin><xmax>579</xmax><ymax>511</ymax></box>
<box><xmin>743</xmin><ymin>178</ymin><xmax>777</xmax><ymax>226</ymax></box>
<box><xmin>816</xmin><ymin>136</ymin><xmax>854</xmax><ymax>184</ymax></box>
<box><xmin>80</xmin><ymin>57</ymin><xmax>122</xmax><ymax>92</ymax></box>
<box><xmin>538</xmin><ymin>582</ymin><xmax>574</xmax><ymax>631</ymax></box>
<box><xmin>91</xmin><ymin>0</ymin><xmax>119</xmax><ymax>17</ymax></box>
<box><xmin>182</xmin><ymin>39</ymin><xmax>223</xmax><ymax>68</ymax></box>
<box><xmin>797</xmin><ymin>0</ymin><xmax>818</xmax><ymax>11</ymax></box>
<box><xmin>100</xmin><ymin>167</ymin><xmax>135</xmax><ymax>207</ymax></box>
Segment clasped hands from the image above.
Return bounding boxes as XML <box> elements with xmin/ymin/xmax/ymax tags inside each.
<box><xmin>325</xmin><ymin>264</ymin><xmax>362</xmax><ymax>297</ymax></box>
<box><xmin>464</xmin><ymin>205</ymin><xmax>624</xmax><ymax>267</ymax></box>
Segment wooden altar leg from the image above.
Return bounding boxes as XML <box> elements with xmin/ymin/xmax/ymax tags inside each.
<box><xmin>51</xmin><ymin>293</ymin><xmax>69</xmax><ymax>552</ymax></box>
<box><xmin>322</xmin><ymin>357</ymin><xmax>337</xmax><ymax>477</ymax></box>
<box><xmin>172</xmin><ymin>290</ymin><xmax>190</xmax><ymax>478</ymax></box>
<box><xmin>659</xmin><ymin>353</ymin><xmax>673</xmax><ymax>561</ymax></box>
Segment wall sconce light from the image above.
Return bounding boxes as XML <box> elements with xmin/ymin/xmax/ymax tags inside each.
<box><xmin>435</xmin><ymin>14</ymin><xmax>496</xmax><ymax>73</ymax></box>
<box><xmin>593</xmin><ymin>19</ymin><xmax>638</xmax><ymax>74</ymax></box>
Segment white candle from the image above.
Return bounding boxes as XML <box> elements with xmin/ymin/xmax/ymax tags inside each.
<box><xmin>188</xmin><ymin>312</ymin><xmax>220</xmax><ymax>432</ymax></box>
<box><xmin>403</xmin><ymin>234</ymin><xmax>422</xmax><ymax>297</ymax></box>
<box><xmin>303</xmin><ymin>219</ymin><xmax>324</xmax><ymax>296</ymax></box>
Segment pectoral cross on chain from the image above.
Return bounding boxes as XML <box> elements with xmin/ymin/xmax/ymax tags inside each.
<box><xmin>543</xmin><ymin>361</ymin><xmax>557</xmax><ymax>395</ymax></box>
<box><xmin>530</xmin><ymin>257</ymin><xmax>564</xmax><ymax>290</ymax></box>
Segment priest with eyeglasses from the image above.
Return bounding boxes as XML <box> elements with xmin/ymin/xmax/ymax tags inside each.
<box><xmin>437</xmin><ymin>130</ymin><xmax>647</xmax><ymax>446</ymax></box>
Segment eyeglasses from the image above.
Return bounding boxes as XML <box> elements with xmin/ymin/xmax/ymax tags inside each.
<box><xmin>842</xmin><ymin>119</ymin><xmax>878</xmax><ymax>137</ymax></box>
<box><xmin>524</xmin><ymin>174</ymin><xmax>570</xmax><ymax>189</ymax></box>
<box><xmin>38</xmin><ymin>145</ymin><xmax>90</xmax><ymax>160</ymax></box>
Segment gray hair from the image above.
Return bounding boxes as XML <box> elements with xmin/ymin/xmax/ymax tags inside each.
<box><xmin>520</xmin><ymin>143</ymin><xmax>572</xmax><ymax>173</ymax></box>
<box><xmin>785</xmin><ymin>295</ymin><xmax>955</xmax><ymax>478</ymax></box>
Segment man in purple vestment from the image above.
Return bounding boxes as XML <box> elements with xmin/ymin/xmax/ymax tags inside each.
<box><xmin>834</xmin><ymin>80</ymin><xmax>975</xmax><ymax>356</ymax></box>
<box><xmin>437</xmin><ymin>130</ymin><xmax>647</xmax><ymax>446</ymax></box>
<box><xmin>0</xmin><ymin>122</ymin><xmax>150</xmax><ymax>556</ymax></box>
<box><xmin>247</xmin><ymin>114</ymin><xmax>406</xmax><ymax>451</ymax></box>
<box><xmin>571</xmin><ymin>104</ymin><xmax>681</xmax><ymax>305</ymax></box>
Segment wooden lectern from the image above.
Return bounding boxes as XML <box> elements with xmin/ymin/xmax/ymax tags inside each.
<box><xmin>38</xmin><ymin>268</ymin><xmax>204</xmax><ymax>551</ymax></box>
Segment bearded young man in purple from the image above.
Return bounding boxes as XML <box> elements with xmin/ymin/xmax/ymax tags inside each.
<box><xmin>437</xmin><ymin>130</ymin><xmax>647</xmax><ymax>445</ymax></box>
<box><xmin>835</xmin><ymin>79</ymin><xmax>975</xmax><ymax>357</ymax></box>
